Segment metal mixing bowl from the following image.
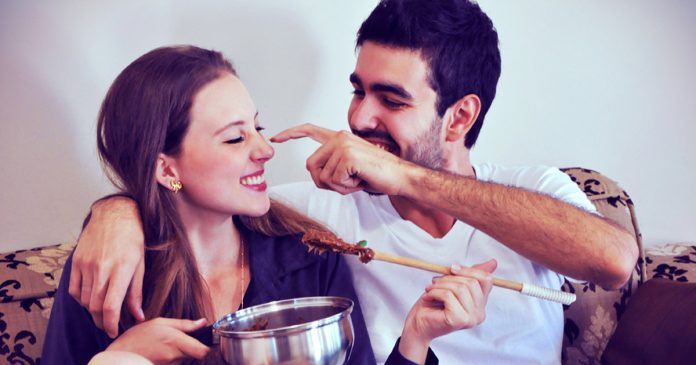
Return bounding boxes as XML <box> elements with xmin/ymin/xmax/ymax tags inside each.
<box><xmin>212</xmin><ymin>296</ymin><xmax>355</xmax><ymax>365</ymax></box>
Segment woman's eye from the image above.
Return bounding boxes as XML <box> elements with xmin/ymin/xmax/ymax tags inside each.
<box><xmin>255</xmin><ymin>126</ymin><xmax>265</xmax><ymax>133</ymax></box>
<box><xmin>224</xmin><ymin>137</ymin><xmax>244</xmax><ymax>144</ymax></box>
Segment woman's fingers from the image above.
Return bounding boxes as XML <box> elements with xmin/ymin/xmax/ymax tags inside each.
<box><xmin>151</xmin><ymin>317</ymin><xmax>208</xmax><ymax>332</ymax></box>
<box><xmin>423</xmin><ymin>260</ymin><xmax>497</xmax><ymax>330</ymax></box>
<box><xmin>106</xmin><ymin>317</ymin><xmax>210</xmax><ymax>364</ymax></box>
<box><xmin>424</xmin><ymin>281</ymin><xmax>483</xmax><ymax>328</ymax></box>
<box><xmin>170</xmin><ymin>329</ymin><xmax>211</xmax><ymax>360</ymax></box>
<box><xmin>421</xmin><ymin>288</ymin><xmax>468</xmax><ymax>324</ymax></box>
<box><xmin>155</xmin><ymin>318</ymin><xmax>210</xmax><ymax>360</ymax></box>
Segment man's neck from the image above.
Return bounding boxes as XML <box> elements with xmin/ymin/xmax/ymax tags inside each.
<box><xmin>389</xmin><ymin>195</ymin><xmax>456</xmax><ymax>238</ymax></box>
<box><xmin>387</xmin><ymin>156</ymin><xmax>476</xmax><ymax>238</ymax></box>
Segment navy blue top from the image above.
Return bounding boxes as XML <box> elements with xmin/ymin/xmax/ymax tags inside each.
<box><xmin>42</xmin><ymin>226</ymin><xmax>433</xmax><ymax>364</ymax></box>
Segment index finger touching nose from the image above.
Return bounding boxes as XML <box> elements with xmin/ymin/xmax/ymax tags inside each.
<box><xmin>270</xmin><ymin>123</ymin><xmax>335</xmax><ymax>144</ymax></box>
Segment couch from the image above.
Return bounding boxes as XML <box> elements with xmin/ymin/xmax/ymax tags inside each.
<box><xmin>1</xmin><ymin>168</ymin><xmax>694</xmax><ymax>364</ymax></box>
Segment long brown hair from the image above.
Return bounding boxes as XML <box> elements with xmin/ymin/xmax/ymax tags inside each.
<box><xmin>97</xmin><ymin>46</ymin><xmax>326</xmax><ymax>331</ymax></box>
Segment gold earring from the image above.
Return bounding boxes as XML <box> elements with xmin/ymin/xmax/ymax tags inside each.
<box><xmin>170</xmin><ymin>179</ymin><xmax>183</xmax><ymax>193</ymax></box>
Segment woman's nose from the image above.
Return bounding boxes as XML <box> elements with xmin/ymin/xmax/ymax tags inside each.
<box><xmin>250</xmin><ymin>132</ymin><xmax>274</xmax><ymax>163</ymax></box>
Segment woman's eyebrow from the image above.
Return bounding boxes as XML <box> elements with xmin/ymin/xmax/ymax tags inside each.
<box><xmin>213</xmin><ymin>120</ymin><xmax>244</xmax><ymax>136</ymax></box>
<box><xmin>213</xmin><ymin>112</ymin><xmax>259</xmax><ymax>136</ymax></box>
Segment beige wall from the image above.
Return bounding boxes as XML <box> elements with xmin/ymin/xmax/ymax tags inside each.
<box><xmin>1</xmin><ymin>0</ymin><xmax>695</xmax><ymax>252</ymax></box>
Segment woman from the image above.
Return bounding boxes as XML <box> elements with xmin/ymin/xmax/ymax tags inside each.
<box><xmin>43</xmin><ymin>45</ymin><xmax>487</xmax><ymax>365</ymax></box>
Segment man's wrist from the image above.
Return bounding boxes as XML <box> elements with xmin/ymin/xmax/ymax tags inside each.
<box><xmin>91</xmin><ymin>194</ymin><xmax>138</xmax><ymax>217</ymax></box>
<box><xmin>398</xmin><ymin>160</ymin><xmax>428</xmax><ymax>199</ymax></box>
<box><xmin>82</xmin><ymin>193</ymin><xmax>139</xmax><ymax>233</ymax></box>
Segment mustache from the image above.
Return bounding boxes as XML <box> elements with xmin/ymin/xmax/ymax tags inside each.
<box><xmin>351</xmin><ymin>129</ymin><xmax>396</xmax><ymax>145</ymax></box>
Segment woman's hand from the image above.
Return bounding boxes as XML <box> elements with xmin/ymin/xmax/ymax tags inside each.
<box><xmin>399</xmin><ymin>259</ymin><xmax>497</xmax><ymax>364</ymax></box>
<box><xmin>102</xmin><ymin>317</ymin><xmax>210</xmax><ymax>365</ymax></box>
<box><xmin>89</xmin><ymin>351</ymin><xmax>154</xmax><ymax>365</ymax></box>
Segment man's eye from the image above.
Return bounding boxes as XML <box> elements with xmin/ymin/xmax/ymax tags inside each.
<box><xmin>224</xmin><ymin>137</ymin><xmax>243</xmax><ymax>144</ymax></box>
<box><xmin>351</xmin><ymin>89</ymin><xmax>365</xmax><ymax>98</ymax></box>
<box><xmin>383</xmin><ymin>97</ymin><xmax>406</xmax><ymax>109</ymax></box>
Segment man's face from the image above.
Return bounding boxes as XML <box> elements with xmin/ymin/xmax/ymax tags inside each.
<box><xmin>348</xmin><ymin>41</ymin><xmax>444</xmax><ymax>170</ymax></box>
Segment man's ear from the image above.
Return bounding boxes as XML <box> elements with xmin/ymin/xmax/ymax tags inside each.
<box><xmin>444</xmin><ymin>94</ymin><xmax>481</xmax><ymax>143</ymax></box>
<box><xmin>155</xmin><ymin>153</ymin><xmax>180</xmax><ymax>191</ymax></box>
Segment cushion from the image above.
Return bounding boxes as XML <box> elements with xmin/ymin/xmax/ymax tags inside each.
<box><xmin>601</xmin><ymin>279</ymin><xmax>696</xmax><ymax>365</ymax></box>
<box><xmin>559</xmin><ymin>168</ymin><xmax>644</xmax><ymax>364</ymax></box>
<box><xmin>645</xmin><ymin>244</ymin><xmax>696</xmax><ymax>282</ymax></box>
<box><xmin>1</xmin><ymin>243</ymin><xmax>74</xmax><ymax>365</ymax></box>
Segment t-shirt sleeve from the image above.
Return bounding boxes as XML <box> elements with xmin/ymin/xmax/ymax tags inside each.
<box><xmin>475</xmin><ymin>164</ymin><xmax>597</xmax><ymax>214</ymax></box>
<box><xmin>321</xmin><ymin>253</ymin><xmax>377</xmax><ymax>364</ymax></box>
<box><xmin>42</xmin><ymin>253</ymin><xmax>112</xmax><ymax>364</ymax></box>
<box><xmin>535</xmin><ymin>167</ymin><xmax>597</xmax><ymax>213</ymax></box>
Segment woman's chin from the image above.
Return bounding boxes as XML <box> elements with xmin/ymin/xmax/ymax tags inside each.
<box><xmin>241</xmin><ymin>200</ymin><xmax>272</xmax><ymax>217</ymax></box>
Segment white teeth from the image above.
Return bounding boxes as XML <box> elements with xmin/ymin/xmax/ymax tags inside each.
<box><xmin>241</xmin><ymin>174</ymin><xmax>265</xmax><ymax>186</ymax></box>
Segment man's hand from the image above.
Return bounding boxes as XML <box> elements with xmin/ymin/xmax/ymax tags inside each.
<box><xmin>271</xmin><ymin>123</ymin><xmax>414</xmax><ymax>196</ymax></box>
<box><xmin>69</xmin><ymin>196</ymin><xmax>146</xmax><ymax>338</ymax></box>
<box><xmin>398</xmin><ymin>259</ymin><xmax>497</xmax><ymax>364</ymax></box>
<box><xmin>103</xmin><ymin>318</ymin><xmax>210</xmax><ymax>365</ymax></box>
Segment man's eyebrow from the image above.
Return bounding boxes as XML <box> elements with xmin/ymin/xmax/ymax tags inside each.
<box><xmin>371</xmin><ymin>83</ymin><xmax>412</xmax><ymax>100</ymax></box>
<box><xmin>213</xmin><ymin>112</ymin><xmax>259</xmax><ymax>136</ymax></box>
<box><xmin>349</xmin><ymin>73</ymin><xmax>363</xmax><ymax>88</ymax></box>
<box><xmin>349</xmin><ymin>72</ymin><xmax>412</xmax><ymax>100</ymax></box>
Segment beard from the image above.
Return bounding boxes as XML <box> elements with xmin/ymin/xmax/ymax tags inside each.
<box><xmin>351</xmin><ymin>117</ymin><xmax>445</xmax><ymax>196</ymax></box>
<box><xmin>402</xmin><ymin>117</ymin><xmax>444</xmax><ymax>171</ymax></box>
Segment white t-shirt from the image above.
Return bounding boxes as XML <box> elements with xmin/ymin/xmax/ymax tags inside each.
<box><xmin>271</xmin><ymin>164</ymin><xmax>596</xmax><ymax>364</ymax></box>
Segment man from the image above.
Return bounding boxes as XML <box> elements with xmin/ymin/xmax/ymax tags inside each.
<box><xmin>71</xmin><ymin>0</ymin><xmax>637</xmax><ymax>363</ymax></box>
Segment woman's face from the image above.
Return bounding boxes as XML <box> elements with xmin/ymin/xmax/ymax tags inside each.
<box><xmin>168</xmin><ymin>72</ymin><xmax>274</xmax><ymax>219</ymax></box>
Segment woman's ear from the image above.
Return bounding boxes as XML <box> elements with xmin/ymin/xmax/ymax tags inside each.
<box><xmin>444</xmin><ymin>94</ymin><xmax>481</xmax><ymax>143</ymax></box>
<box><xmin>155</xmin><ymin>153</ymin><xmax>180</xmax><ymax>192</ymax></box>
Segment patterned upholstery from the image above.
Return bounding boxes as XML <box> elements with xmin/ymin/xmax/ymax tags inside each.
<box><xmin>559</xmin><ymin>167</ymin><xmax>644</xmax><ymax>364</ymax></box>
<box><xmin>1</xmin><ymin>243</ymin><xmax>73</xmax><ymax>365</ymax></box>
<box><xmin>0</xmin><ymin>168</ymin><xmax>693</xmax><ymax>364</ymax></box>
<box><xmin>559</xmin><ymin>168</ymin><xmax>696</xmax><ymax>364</ymax></box>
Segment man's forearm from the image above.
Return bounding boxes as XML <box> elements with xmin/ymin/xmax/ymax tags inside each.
<box><xmin>401</xmin><ymin>166</ymin><xmax>638</xmax><ymax>289</ymax></box>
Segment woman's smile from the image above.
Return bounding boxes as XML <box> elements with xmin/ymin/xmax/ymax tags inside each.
<box><xmin>240</xmin><ymin>170</ymin><xmax>267</xmax><ymax>192</ymax></box>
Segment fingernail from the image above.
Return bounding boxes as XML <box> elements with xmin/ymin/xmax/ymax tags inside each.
<box><xmin>451</xmin><ymin>263</ymin><xmax>462</xmax><ymax>273</ymax></box>
<box><xmin>138</xmin><ymin>307</ymin><xmax>145</xmax><ymax>320</ymax></box>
